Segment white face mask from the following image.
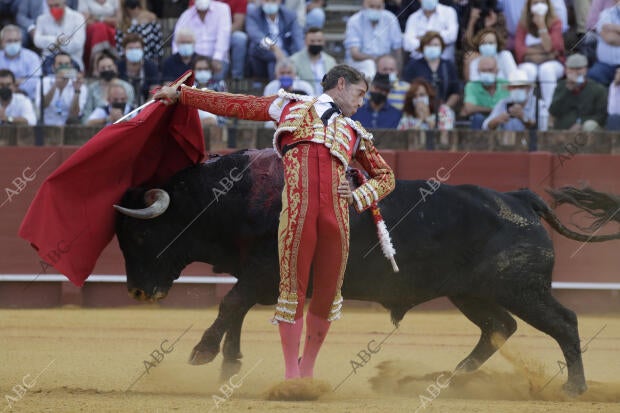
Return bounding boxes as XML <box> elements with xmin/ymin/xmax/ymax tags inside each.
<box><xmin>479</xmin><ymin>72</ymin><xmax>496</xmax><ymax>85</ymax></box>
<box><xmin>388</xmin><ymin>72</ymin><xmax>398</xmax><ymax>83</ymax></box>
<box><xmin>531</xmin><ymin>2</ymin><xmax>549</xmax><ymax>16</ymax></box>
<box><xmin>510</xmin><ymin>88</ymin><xmax>528</xmax><ymax>102</ymax></box>
<box><xmin>412</xmin><ymin>96</ymin><xmax>429</xmax><ymax>106</ymax></box>
<box><xmin>195</xmin><ymin>69</ymin><xmax>212</xmax><ymax>84</ymax></box>
<box><xmin>195</xmin><ymin>0</ymin><xmax>211</xmax><ymax>11</ymax></box>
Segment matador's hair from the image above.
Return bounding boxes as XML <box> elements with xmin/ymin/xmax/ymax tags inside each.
<box><xmin>321</xmin><ymin>64</ymin><xmax>368</xmax><ymax>91</ymax></box>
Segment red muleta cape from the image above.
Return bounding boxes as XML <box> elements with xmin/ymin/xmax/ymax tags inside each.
<box><xmin>18</xmin><ymin>72</ymin><xmax>205</xmax><ymax>286</ymax></box>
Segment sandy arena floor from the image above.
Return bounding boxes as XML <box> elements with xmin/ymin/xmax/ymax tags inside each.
<box><xmin>1</xmin><ymin>306</ymin><xmax>619</xmax><ymax>412</ymax></box>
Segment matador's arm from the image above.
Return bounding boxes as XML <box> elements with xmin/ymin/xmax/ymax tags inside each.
<box><xmin>179</xmin><ymin>85</ymin><xmax>278</xmax><ymax>121</ymax></box>
<box><xmin>351</xmin><ymin>138</ymin><xmax>396</xmax><ymax>213</ymax></box>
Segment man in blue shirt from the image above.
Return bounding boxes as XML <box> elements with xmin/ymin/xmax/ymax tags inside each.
<box><xmin>352</xmin><ymin>72</ymin><xmax>401</xmax><ymax>128</ymax></box>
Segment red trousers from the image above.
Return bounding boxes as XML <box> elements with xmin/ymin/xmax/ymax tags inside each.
<box><xmin>274</xmin><ymin>142</ymin><xmax>349</xmax><ymax>323</ymax></box>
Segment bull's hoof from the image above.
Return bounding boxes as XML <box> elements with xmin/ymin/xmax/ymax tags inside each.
<box><xmin>562</xmin><ymin>380</ymin><xmax>587</xmax><ymax>396</ymax></box>
<box><xmin>220</xmin><ymin>359</ymin><xmax>242</xmax><ymax>381</ymax></box>
<box><xmin>188</xmin><ymin>345</ymin><xmax>219</xmax><ymax>365</ymax></box>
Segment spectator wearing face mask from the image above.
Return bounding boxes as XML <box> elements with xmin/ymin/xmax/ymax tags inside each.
<box><xmin>344</xmin><ymin>0</ymin><xmax>403</xmax><ymax>79</ymax></box>
<box><xmin>0</xmin><ymin>25</ymin><xmax>42</xmax><ymax>101</ymax></box>
<box><xmin>0</xmin><ymin>69</ymin><xmax>37</xmax><ymax>126</ymax></box>
<box><xmin>191</xmin><ymin>55</ymin><xmax>225</xmax><ymax>126</ymax></box>
<box><xmin>462</xmin><ymin>56</ymin><xmax>510</xmax><ymax>129</ymax></box>
<box><xmin>34</xmin><ymin>0</ymin><xmax>87</xmax><ymax>71</ymax></box>
<box><xmin>548</xmin><ymin>53</ymin><xmax>608</xmax><ymax>131</ymax></box>
<box><xmin>466</xmin><ymin>27</ymin><xmax>517</xmax><ymax>82</ymax></box>
<box><xmin>162</xmin><ymin>29</ymin><xmax>198</xmax><ymax>82</ymax></box>
<box><xmin>402</xmin><ymin>31</ymin><xmax>461</xmax><ymax>110</ymax></box>
<box><xmin>483</xmin><ymin>68</ymin><xmax>548</xmax><ymax>130</ymax></box>
<box><xmin>403</xmin><ymin>0</ymin><xmax>459</xmax><ymax>62</ymax></box>
<box><xmin>514</xmin><ymin>0</ymin><xmax>565</xmax><ymax>109</ymax></box>
<box><xmin>290</xmin><ymin>27</ymin><xmax>336</xmax><ymax>95</ymax></box>
<box><xmin>86</xmin><ymin>80</ymin><xmax>135</xmax><ymax>126</ymax></box>
<box><xmin>376</xmin><ymin>54</ymin><xmax>410</xmax><ymax>111</ymax></box>
<box><xmin>587</xmin><ymin>0</ymin><xmax>620</xmax><ymax>86</ymax></box>
<box><xmin>173</xmin><ymin>0</ymin><xmax>232</xmax><ymax>81</ymax></box>
<box><xmin>263</xmin><ymin>59</ymin><xmax>314</xmax><ymax>95</ymax></box>
<box><xmin>35</xmin><ymin>52</ymin><xmax>88</xmax><ymax>125</ymax></box>
<box><xmin>397</xmin><ymin>77</ymin><xmax>454</xmax><ymax>130</ymax></box>
<box><xmin>117</xmin><ymin>33</ymin><xmax>160</xmax><ymax>104</ymax></box>
<box><xmin>82</xmin><ymin>52</ymin><xmax>134</xmax><ymax>122</ymax></box>
<box><xmin>351</xmin><ymin>73</ymin><xmax>401</xmax><ymax>129</ymax></box>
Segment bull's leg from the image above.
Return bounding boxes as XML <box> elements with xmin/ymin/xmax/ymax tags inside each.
<box><xmin>222</xmin><ymin>306</ymin><xmax>250</xmax><ymax>361</ymax></box>
<box><xmin>497</xmin><ymin>291</ymin><xmax>587</xmax><ymax>395</ymax></box>
<box><xmin>188</xmin><ymin>284</ymin><xmax>255</xmax><ymax>366</ymax></box>
<box><xmin>449</xmin><ymin>296</ymin><xmax>517</xmax><ymax>372</ymax></box>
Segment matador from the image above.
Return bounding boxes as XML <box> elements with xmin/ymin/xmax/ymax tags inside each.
<box><xmin>154</xmin><ymin>65</ymin><xmax>395</xmax><ymax>380</ymax></box>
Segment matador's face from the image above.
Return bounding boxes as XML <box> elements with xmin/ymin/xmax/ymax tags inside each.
<box><xmin>338</xmin><ymin>80</ymin><xmax>367</xmax><ymax>117</ymax></box>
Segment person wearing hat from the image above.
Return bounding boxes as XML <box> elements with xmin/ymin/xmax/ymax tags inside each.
<box><xmin>548</xmin><ymin>53</ymin><xmax>608</xmax><ymax>131</ymax></box>
<box><xmin>483</xmin><ymin>68</ymin><xmax>547</xmax><ymax>130</ymax></box>
<box><xmin>351</xmin><ymin>72</ymin><xmax>402</xmax><ymax>128</ymax></box>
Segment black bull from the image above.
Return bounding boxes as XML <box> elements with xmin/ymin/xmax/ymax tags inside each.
<box><xmin>115</xmin><ymin>148</ymin><xmax>620</xmax><ymax>395</ymax></box>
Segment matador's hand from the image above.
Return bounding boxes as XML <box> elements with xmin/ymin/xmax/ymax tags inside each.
<box><xmin>338</xmin><ymin>179</ymin><xmax>353</xmax><ymax>205</ymax></box>
<box><xmin>153</xmin><ymin>86</ymin><xmax>179</xmax><ymax>105</ymax></box>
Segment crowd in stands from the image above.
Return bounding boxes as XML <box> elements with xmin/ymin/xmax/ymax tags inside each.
<box><xmin>0</xmin><ymin>0</ymin><xmax>618</xmax><ymax>131</ymax></box>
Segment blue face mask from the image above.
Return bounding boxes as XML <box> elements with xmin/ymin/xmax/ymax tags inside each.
<box><xmin>177</xmin><ymin>43</ymin><xmax>194</xmax><ymax>57</ymax></box>
<box><xmin>423</xmin><ymin>45</ymin><xmax>442</xmax><ymax>60</ymax></box>
<box><xmin>195</xmin><ymin>69</ymin><xmax>212</xmax><ymax>84</ymax></box>
<box><xmin>365</xmin><ymin>8</ymin><xmax>381</xmax><ymax>21</ymax></box>
<box><xmin>279</xmin><ymin>75</ymin><xmax>293</xmax><ymax>89</ymax></box>
<box><xmin>479</xmin><ymin>43</ymin><xmax>497</xmax><ymax>57</ymax></box>
<box><xmin>4</xmin><ymin>41</ymin><xmax>21</xmax><ymax>57</ymax></box>
<box><xmin>421</xmin><ymin>0</ymin><xmax>438</xmax><ymax>11</ymax></box>
<box><xmin>125</xmin><ymin>48</ymin><xmax>144</xmax><ymax>63</ymax></box>
<box><xmin>262</xmin><ymin>3</ymin><xmax>279</xmax><ymax>15</ymax></box>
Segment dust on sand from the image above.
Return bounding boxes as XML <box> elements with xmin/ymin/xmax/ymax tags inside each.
<box><xmin>1</xmin><ymin>307</ymin><xmax>619</xmax><ymax>412</ymax></box>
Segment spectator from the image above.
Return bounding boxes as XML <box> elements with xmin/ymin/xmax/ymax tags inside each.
<box><xmin>344</xmin><ymin>0</ymin><xmax>402</xmax><ymax>79</ymax></box>
<box><xmin>78</xmin><ymin>0</ymin><xmax>121</xmax><ymax>72</ymax></box>
<box><xmin>403</xmin><ymin>0</ymin><xmax>459</xmax><ymax>62</ymax></box>
<box><xmin>246</xmin><ymin>0</ymin><xmax>304</xmax><ymax>80</ymax></box>
<box><xmin>173</xmin><ymin>0</ymin><xmax>231</xmax><ymax>81</ymax></box>
<box><xmin>82</xmin><ymin>52</ymin><xmax>134</xmax><ymax>121</ymax></box>
<box><xmin>116</xmin><ymin>0</ymin><xmax>163</xmax><ymax>64</ymax></box>
<box><xmin>402</xmin><ymin>31</ymin><xmax>461</xmax><ymax>110</ymax></box>
<box><xmin>192</xmin><ymin>56</ymin><xmax>223</xmax><ymax>126</ymax></box>
<box><xmin>462</xmin><ymin>56</ymin><xmax>510</xmax><ymax>129</ymax></box>
<box><xmin>86</xmin><ymin>80</ymin><xmax>134</xmax><ymax>125</ymax></box>
<box><xmin>263</xmin><ymin>59</ymin><xmax>314</xmax><ymax>95</ymax></box>
<box><xmin>35</xmin><ymin>52</ymin><xmax>87</xmax><ymax>125</ymax></box>
<box><xmin>161</xmin><ymin>29</ymin><xmax>198</xmax><ymax>82</ymax></box>
<box><xmin>0</xmin><ymin>69</ymin><xmax>37</xmax><ymax>126</ymax></box>
<box><xmin>483</xmin><ymin>68</ymin><xmax>547</xmax><ymax>130</ymax></box>
<box><xmin>607</xmin><ymin>67</ymin><xmax>620</xmax><ymax>129</ymax></box>
<box><xmin>376</xmin><ymin>54</ymin><xmax>410</xmax><ymax>110</ymax></box>
<box><xmin>290</xmin><ymin>27</ymin><xmax>336</xmax><ymax>94</ymax></box>
<box><xmin>467</xmin><ymin>27</ymin><xmax>517</xmax><ymax>81</ymax></box>
<box><xmin>192</xmin><ymin>55</ymin><xmax>227</xmax><ymax>92</ymax></box>
<box><xmin>0</xmin><ymin>1</ymin><xmax>19</xmax><ymax>26</ymax></box>
<box><xmin>398</xmin><ymin>77</ymin><xmax>454</xmax><ymax>130</ymax></box>
<box><xmin>462</xmin><ymin>0</ymin><xmax>507</xmax><ymax>52</ymax></box>
<box><xmin>284</xmin><ymin>0</ymin><xmax>325</xmax><ymax>29</ymax></box>
<box><xmin>549</xmin><ymin>53</ymin><xmax>608</xmax><ymax>131</ymax></box>
<box><xmin>586</xmin><ymin>0</ymin><xmax>616</xmax><ymax>31</ymax></box>
<box><xmin>515</xmin><ymin>0</ymin><xmax>565</xmax><ymax>108</ymax></box>
<box><xmin>117</xmin><ymin>33</ymin><xmax>160</xmax><ymax>104</ymax></box>
<box><xmin>588</xmin><ymin>0</ymin><xmax>620</xmax><ymax>86</ymax></box>
<box><xmin>351</xmin><ymin>73</ymin><xmax>402</xmax><ymax>128</ymax></box>
<box><xmin>34</xmin><ymin>0</ymin><xmax>87</xmax><ymax>72</ymax></box>
<box><xmin>503</xmin><ymin>0</ymin><xmax>568</xmax><ymax>40</ymax></box>
<box><xmin>18</xmin><ymin>0</ymin><xmax>74</xmax><ymax>47</ymax></box>
<box><xmin>218</xmin><ymin>0</ymin><xmax>248</xmax><ymax>79</ymax></box>
<box><xmin>0</xmin><ymin>24</ymin><xmax>42</xmax><ymax>100</ymax></box>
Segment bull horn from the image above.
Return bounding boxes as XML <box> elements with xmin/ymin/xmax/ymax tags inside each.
<box><xmin>113</xmin><ymin>189</ymin><xmax>170</xmax><ymax>219</ymax></box>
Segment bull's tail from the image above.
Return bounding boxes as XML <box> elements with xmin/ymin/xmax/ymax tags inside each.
<box><xmin>516</xmin><ymin>188</ymin><xmax>620</xmax><ymax>242</ymax></box>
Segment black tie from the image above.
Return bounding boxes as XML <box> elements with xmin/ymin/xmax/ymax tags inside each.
<box><xmin>321</xmin><ymin>102</ymin><xmax>341</xmax><ymax>126</ymax></box>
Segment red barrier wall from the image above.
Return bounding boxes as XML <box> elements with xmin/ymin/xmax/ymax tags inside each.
<box><xmin>0</xmin><ymin>148</ymin><xmax>618</xmax><ymax>290</ymax></box>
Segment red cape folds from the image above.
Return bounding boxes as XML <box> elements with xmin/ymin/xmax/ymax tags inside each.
<box><xmin>18</xmin><ymin>72</ymin><xmax>205</xmax><ymax>286</ymax></box>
